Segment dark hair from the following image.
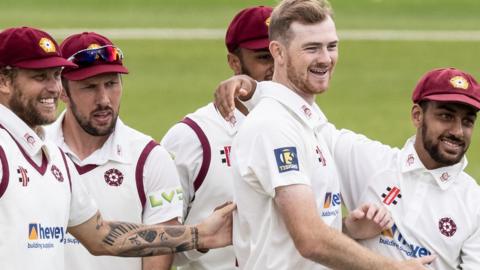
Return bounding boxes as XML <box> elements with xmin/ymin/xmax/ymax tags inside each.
<box><xmin>0</xmin><ymin>67</ymin><xmax>18</xmax><ymax>82</ymax></box>
<box><xmin>269</xmin><ymin>0</ymin><xmax>333</xmax><ymax>46</ymax></box>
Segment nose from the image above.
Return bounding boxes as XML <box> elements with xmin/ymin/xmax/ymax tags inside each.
<box><xmin>316</xmin><ymin>47</ymin><xmax>332</xmax><ymax>65</ymax></box>
<box><xmin>45</xmin><ymin>76</ymin><xmax>62</xmax><ymax>95</ymax></box>
<box><xmin>95</xmin><ymin>85</ymin><xmax>110</xmax><ymax>107</ymax></box>
<box><xmin>448</xmin><ymin>118</ymin><xmax>464</xmax><ymax>138</ymax></box>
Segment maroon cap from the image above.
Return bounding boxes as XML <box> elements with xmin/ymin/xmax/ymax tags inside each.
<box><xmin>412</xmin><ymin>68</ymin><xmax>480</xmax><ymax>110</ymax></box>
<box><xmin>225</xmin><ymin>6</ymin><xmax>273</xmax><ymax>53</ymax></box>
<box><xmin>0</xmin><ymin>27</ymin><xmax>77</xmax><ymax>69</ymax></box>
<box><xmin>60</xmin><ymin>32</ymin><xmax>128</xmax><ymax>81</ymax></box>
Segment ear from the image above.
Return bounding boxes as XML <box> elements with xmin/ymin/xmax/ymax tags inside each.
<box><xmin>269</xmin><ymin>40</ymin><xmax>285</xmax><ymax>66</ymax></box>
<box><xmin>411</xmin><ymin>104</ymin><xmax>423</xmax><ymax>128</ymax></box>
<box><xmin>0</xmin><ymin>74</ymin><xmax>13</xmax><ymax>96</ymax></box>
<box><xmin>227</xmin><ymin>52</ymin><xmax>242</xmax><ymax>75</ymax></box>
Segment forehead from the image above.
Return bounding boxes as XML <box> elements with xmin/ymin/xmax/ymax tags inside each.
<box><xmin>288</xmin><ymin>16</ymin><xmax>338</xmax><ymax>45</ymax></box>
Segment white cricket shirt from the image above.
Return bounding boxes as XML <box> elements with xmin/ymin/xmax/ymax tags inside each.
<box><xmin>321</xmin><ymin>125</ymin><xmax>480</xmax><ymax>270</ymax></box>
<box><xmin>0</xmin><ymin>104</ymin><xmax>97</xmax><ymax>270</ymax></box>
<box><xmin>45</xmin><ymin>112</ymin><xmax>183</xmax><ymax>270</ymax></box>
<box><xmin>162</xmin><ymin>103</ymin><xmax>244</xmax><ymax>270</ymax></box>
<box><xmin>232</xmin><ymin>81</ymin><xmax>342</xmax><ymax>270</ymax></box>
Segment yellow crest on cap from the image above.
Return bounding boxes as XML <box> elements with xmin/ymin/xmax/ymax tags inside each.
<box><xmin>449</xmin><ymin>76</ymin><xmax>469</xmax><ymax>90</ymax></box>
<box><xmin>39</xmin><ymin>38</ymin><xmax>56</xmax><ymax>53</ymax></box>
<box><xmin>265</xmin><ymin>17</ymin><xmax>271</xmax><ymax>27</ymax></box>
<box><xmin>87</xmin><ymin>44</ymin><xmax>101</xmax><ymax>49</ymax></box>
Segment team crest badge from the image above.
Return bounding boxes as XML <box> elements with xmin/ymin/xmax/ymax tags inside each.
<box><xmin>51</xmin><ymin>165</ymin><xmax>64</xmax><ymax>182</ymax></box>
<box><xmin>449</xmin><ymin>76</ymin><xmax>469</xmax><ymax>90</ymax></box>
<box><xmin>440</xmin><ymin>172</ymin><xmax>450</xmax><ymax>182</ymax></box>
<box><xmin>274</xmin><ymin>147</ymin><xmax>299</xmax><ymax>173</ymax></box>
<box><xmin>24</xmin><ymin>133</ymin><xmax>36</xmax><ymax>146</ymax></box>
<box><xmin>17</xmin><ymin>166</ymin><xmax>29</xmax><ymax>187</ymax></box>
<box><xmin>39</xmin><ymin>37</ymin><xmax>56</xmax><ymax>53</ymax></box>
<box><xmin>265</xmin><ymin>17</ymin><xmax>271</xmax><ymax>26</ymax></box>
<box><xmin>104</xmin><ymin>168</ymin><xmax>124</xmax><ymax>186</ymax></box>
<box><xmin>406</xmin><ymin>154</ymin><xmax>414</xmax><ymax>166</ymax></box>
<box><xmin>438</xmin><ymin>217</ymin><xmax>457</xmax><ymax>237</ymax></box>
<box><xmin>381</xmin><ymin>186</ymin><xmax>402</xmax><ymax>205</ymax></box>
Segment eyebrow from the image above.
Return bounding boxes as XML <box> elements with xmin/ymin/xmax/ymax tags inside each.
<box><xmin>437</xmin><ymin>103</ymin><xmax>477</xmax><ymax>116</ymax></box>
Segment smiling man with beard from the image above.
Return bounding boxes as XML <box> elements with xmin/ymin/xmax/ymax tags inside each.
<box><xmin>44</xmin><ymin>32</ymin><xmax>183</xmax><ymax>270</ymax></box>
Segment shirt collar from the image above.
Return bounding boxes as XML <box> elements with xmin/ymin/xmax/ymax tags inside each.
<box><xmin>0</xmin><ymin>104</ymin><xmax>49</xmax><ymax>158</ymax></box>
<box><xmin>257</xmin><ymin>81</ymin><xmax>328</xmax><ymax>130</ymax></box>
<box><xmin>46</xmin><ymin>110</ymin><xmax>132</xmax><ymax>165</ymax></box>
<box><xmin>399</xmin><ymin>136</ymin><xmax>467</xmax><ymax>190</ymax></box>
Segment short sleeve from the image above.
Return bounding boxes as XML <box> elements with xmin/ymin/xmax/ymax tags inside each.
<box><xmin>142</xmin><ymin>145</ymin><xmax>183</xmax><ymax>225</ymax></box>
<box><xmin>161</xmin><ymin>123</ymin><xmax>203</xmax><ymax>216</ymax></box>
<box><xmin>234</xmin><ymin>111</ymin><xmax>311</xmax><ymax>197</ymax></box>
<box><xmin>320</xmin><ymin>123</ymin><xmax>395</xmax><ymax>210</ymax></box>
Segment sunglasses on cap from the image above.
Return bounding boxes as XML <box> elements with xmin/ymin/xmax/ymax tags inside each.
<box><xmin>67</xmin><ymin>45</ymin><xmax>123</xmax><ymax>66</ymax></box>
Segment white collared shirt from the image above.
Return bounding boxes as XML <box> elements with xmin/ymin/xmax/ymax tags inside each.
<box><xmin>232</xmin><ymin>81</ymin><xmax>342</xmax><ymax>270</ymax></box>
<box><xmin>320</xmin><ymin>124</ymin><xmax>480</xmax><ymax>270</ymax></box>
<box><xmin>162</xmin><ymin>102</ymin><xmax>244</xmax><ymax>270</ymax></box>
<box><xmin>0</xmin><ymin>104</ymin><xmax>97</xmax><ymax>270</ymax></box>
<box><xmin>45</xmin><ymin>111</ymin><xmax>182</xmax><ymax>270</ymax></box>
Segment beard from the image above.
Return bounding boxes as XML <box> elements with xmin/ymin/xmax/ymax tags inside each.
<box><xmin>421</xmin><ymin>120</ymin><xmax>466</xmax><ymax>166</ymax></box>
<box><xmin>69</xmin><ymin>99</ymin><xmax>117</xmax><ymax>136</ymax></box>
<box><xmin>9</xmin><ymin>85</ymin><xmax>57</xmax><ymax>127</ymax></box>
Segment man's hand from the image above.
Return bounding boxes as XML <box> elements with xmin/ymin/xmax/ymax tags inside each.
<box><xmin>395</xmin><ymin>255</ymin><xmax>436</xmax><ymax>270</ymax></box>
<box><xmin>214</xmin><ymin>75</ymin><xmax>256</xmax><ymax>120</ymax></box>
<box><xmin>343</xmin><ymin>203</ymin><xmax>393</xmax><ymax>240</ymax></box>
<box><xmin>196</xmin><ymin>201</ymin><xmax>236</xmax><ymax>250</ymax></box>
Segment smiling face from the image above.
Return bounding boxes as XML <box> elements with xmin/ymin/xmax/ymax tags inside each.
<box><xmin>413</xmin><ymin>101</ymin><xmax>477</xmax><ymax>169</ymax></box>
<box><xmin>4</xmin><ymin>68</ymin><xmax>63</xmax><ymax>128</ymax></box>
<box><xmin>271</xmin><ymin>16</ymin><xmax>338</xmax><ymax>103</ymax></box>
<box><xmin>63</xmin><ymin>73</ymin><xmax>122</xmax><ymax>136</ymax></box>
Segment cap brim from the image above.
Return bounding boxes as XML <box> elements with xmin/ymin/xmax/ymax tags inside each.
<box><xmin>62</xmin><ymin>64</ymin><xmax>129</xmax><ymax>81</ymax></box>
<box><xmin>15</xmin><ymin>57</ymin><xmax>78</xmax><ymax>69</ymax></box>
<box><xmin>424</xmin><ymin>93</ymin><xmax>480</xmax><ymax>110</ymax></box>
<box><xmin>14</xmin><ymin>56</ymin><xmax>77</xmax><ymax>69</ymax></box>
<box><xmin>239</xmin><ymin>38</ymin><xmax>270</xmax><ymax>50</ymax></box>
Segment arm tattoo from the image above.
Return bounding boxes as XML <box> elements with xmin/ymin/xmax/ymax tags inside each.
<box><xmin>101</xmin><ymin>221</ymin><xmax>199</xmax><ymax>257</ymax></box>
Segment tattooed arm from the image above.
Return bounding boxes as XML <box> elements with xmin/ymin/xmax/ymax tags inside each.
<box><xmin>67</xmin><ymin>202</ymin><xmax>235</xmax><ymax>257</ymax></box>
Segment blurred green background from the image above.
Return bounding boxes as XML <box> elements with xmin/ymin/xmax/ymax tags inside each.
<box><xmin>1</xmin><ymin>0</ymin><xmax>478</xmax><ymax>178</ymax></box>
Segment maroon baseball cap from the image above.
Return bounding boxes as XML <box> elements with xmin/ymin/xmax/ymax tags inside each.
<box><xmin>225</xmin><ymin>6</ymin><xmax>273</xmax><ymax>53</ymax></box>
<box><xmin>412</xmin><ymin>67</ymin><xmax>480</xmax><ymax>110</ymax></box>
<box><xmin>60</xmin><ymin>32</ymin><xmax>128</xmax><ymax>81</ymax></box>
<box><xmin>0</xmin><ymin>27</ymin><xmax>77</xmax><ymax>69</ymax></box>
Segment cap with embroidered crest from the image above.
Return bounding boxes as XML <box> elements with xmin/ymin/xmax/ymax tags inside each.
<box><xmin>60</xmin><ymin>32</ymin><xmax>128</xmax><ymax>81</ymax></box>
<box><xmin>0</xmin><ymin>26</ymin><xmax>77</xmax><ymax>69</ymax></box>
<box><xmin>412</xmin><ymin>67</ymin><xmax>480</xmax><ymax>110</ymax></box>
<box><xmin>225</xmin><ymin>6</ymin><xmax>273</xmax><ymax>53</ymax></box>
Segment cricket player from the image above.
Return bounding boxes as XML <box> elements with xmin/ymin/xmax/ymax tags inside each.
<box><xmin>218</xmin><ymin>67</ymin><xmax>480</xmax><ymax>269</ymax></box>
<box><xmin>0</xmin><ymin>26</ymin><xmax>234</xmax><ymax>270</ymax></box>
<box><xmin>161</xmin><ymin>6</ymin><xmax>274</xmax><ymax>270</ymax></box>
<box><xmin>220</xmin><ymin>0</ymin><xmax>434</xmax><ymax>269</ymax></box>
<box><xmin>44</xmin><ymin>32</ymin><xmax>183</xmax><ymax>270</ymax></box>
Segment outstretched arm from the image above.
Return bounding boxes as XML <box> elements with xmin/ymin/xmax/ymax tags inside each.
<box><xmin>68</xmin><ymin>202</ymin><xmax>235</xmax><ymax>257</ymax></box>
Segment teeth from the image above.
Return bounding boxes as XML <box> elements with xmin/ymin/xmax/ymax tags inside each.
<box><xmin>310</xmin><ymin>68</ymin><xmax>327</xmax><ymax>74</ymax></box>
<box><xmin>40</xmin><ymin>98</ymin><xmax>54</xmax><ymax>104</ymax></box>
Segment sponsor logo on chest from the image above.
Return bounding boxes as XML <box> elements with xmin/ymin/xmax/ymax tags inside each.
<box><xmin>27</xmin><ymin>223</ymin><xmax>65</xmax><ymax>249</ymax></box>
<box><xmin>380</xmin><ymin>223</ymin><xmax>431</xmax><ymax>258</ymax></box>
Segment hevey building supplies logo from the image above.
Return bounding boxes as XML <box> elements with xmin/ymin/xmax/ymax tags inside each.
<box><xmin>27</xmin><ymin>223</ymin><xmax>65</xmax><ymax>249</ymax></box>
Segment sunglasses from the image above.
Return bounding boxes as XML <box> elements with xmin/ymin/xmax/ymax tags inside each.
<box><xmin>67</xmin><ymin>45</ymin><xmax>123</xmax><ymax>66</ymax></box>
